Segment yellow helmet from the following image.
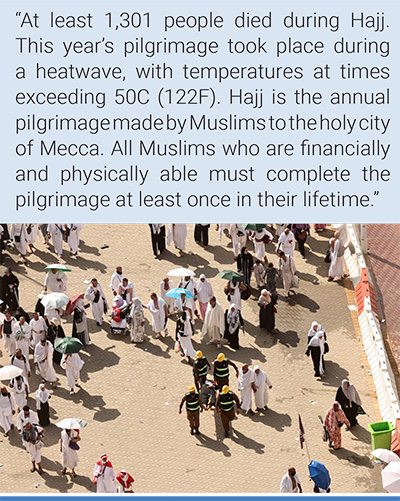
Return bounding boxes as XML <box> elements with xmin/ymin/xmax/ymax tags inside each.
<box><xmin>188</xmin><ymin>385</ymin><xmax>195</xmax><ymax>392</ymax></box>
<box><xmin>196</xmin><ymin>351</ymin><xmax>203</xmax><ymax>358</ymax></box>
<box><xmin>217</xmin><ymin>353</ymin><xmax>225</xmax><ymax>362</ymax></box>
<box><xmin>222</xmin><ymin>385</ymin><xmax>229</xmax><ymax>394</ymax></box>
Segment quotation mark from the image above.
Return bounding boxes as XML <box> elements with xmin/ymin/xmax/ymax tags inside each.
<box><xmin>16</xmin><ymin>12</ymin><xmax>21</xmax><ymax>16</ymax></box>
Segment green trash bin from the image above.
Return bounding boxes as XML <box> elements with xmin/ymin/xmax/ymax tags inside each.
<box><xmin>368</xmin><ymin>421</ymin><xmax>394</xmax><ymax>450</ymax></box>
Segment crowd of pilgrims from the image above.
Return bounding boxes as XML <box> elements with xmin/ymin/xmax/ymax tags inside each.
<box><xmin>0</xmin><ymin>222</ymin><xmax>363</xmax><ymax>489</ymax></box>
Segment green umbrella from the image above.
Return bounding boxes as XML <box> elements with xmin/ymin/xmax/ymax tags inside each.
<box><xmin>45</xmin><ymin>264</ymin><xmax>72</xmax><ymax>272</ymax></box>
<box><xmin>55</xmin><ymin>337</ymin><xmax>83</xmax><ymax>354</ymax></box>
<box><xmin>243</xmin><ymin>224</ymin><xmax>267</xmax><ymax>231</ymax></box>
<box><xmin>217</xmin><ymin>270</ymin><xmax>245</xmax><ymax>282</ymax></box>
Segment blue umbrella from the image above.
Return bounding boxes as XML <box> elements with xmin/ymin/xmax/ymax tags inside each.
<box><xmin>166</xmin><ymin>288</ymin><xmax>195</xmax><ymax>299</ymax></box>
<box><xmin>308</xmin><ymin>460</ymin><xmax>331</xmax><ymax>490</ymax></box>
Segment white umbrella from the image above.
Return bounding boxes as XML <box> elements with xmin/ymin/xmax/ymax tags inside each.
<box><xmin>0</xmin><ymin>365</ymin><xmax>23</xmax><ymax>380</ymax></box>
<box><xmin>373</xmin><ymin>448</ymin><xmax>400</xmax><ymax>463</ymax></box>
<box><xmin>55</xmin><ymin>418</ymin><xmax>88</xmax><ymax>429</ymax></box>
<box><xmin>45</xmin><ymin>264</ymin><xmax>72</xmax><ymax>272</ymax></box>
<box><xmin>41</xmin><ymin>292</ymin><xmax>69</xmax><ymax>309</ymax></box>
<box><xmin>382</xmin><ymin>461</ymin><xmax>400</xmax><ymax>492</ymax></box>
<box><xmin>167</xmin><ymin>268</ymin><xmax>195</xmax><ymax>277</ymax></box>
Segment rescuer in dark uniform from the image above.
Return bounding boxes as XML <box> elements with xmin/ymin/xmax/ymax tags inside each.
<box><xmin>179</xmin><ymin>385</ymin><xmax>204</xmax><ymax>435</ymax></box>
<box><xmin>193</xmin><ymin>350</ymin><xmax>211</xmax><ymax>391</ymax></box>
<box><xmin>213</xmin><ymin>352</ymin><xmax>239</xmax><ymax>389</ymax></box>
<box><xmin>215</xmin><ymin>385</ymin><xmax>241</xmax><ymax>437</ymax></box>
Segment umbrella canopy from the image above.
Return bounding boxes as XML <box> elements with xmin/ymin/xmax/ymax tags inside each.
<box><xmin>166</xmin><ymin>288</ymin><xmax>195</xmax><ymax>299</ymax></box>
<box><xmin>0</xmin><ymin>365</ymin><xmax>23</xmax><ymax>380</ymax></box>
<box><xmin>382</xmin><ymin>461</ymin><xmax>400</xmax><ymax>493</ymax></box>
<box><xmin>55</xmin><ymin>418</ymin><xmax>88</xmax><ymax>430</ymax></box>
<box><xmin>41</xmin><ymin>292</ymin><xmax>69</xmax><ymax>309</ymax></box>
<box><xmin>167</xmin><ymin>268</ymin><xmax>195</xmax><ymax>277</ymax></box>
<box><xmin>45</xmin><ymin>264</ymin><xmax>72</xmax><ymax>272</ymax></box>
<box><xmin>65</xmin><ymin>294</ymin><xmax>85</xmax><ymax>316</ymax></box>
<box><xmin>243</xmin><ymin>224</ymin><xmax>267</xmax><ymax>231</ymax></box>
<box><xmin>55</xmin><ymin>337</ymin><xmax>83</xmax><ymax>354</ymax></box>
<box><xmin>373</xmin><ymin>449</ymin><xmax>400</xmax><ymax>464</ymax></box>
<box><xmin>217</xmin><ymin>270</ymin><xmax>245</xmax><ymax>282</ymax></box>
<box><xmin>308</xmin><ymin>460</ymin><xmax>331</xmax><ymax>490</ymax></box>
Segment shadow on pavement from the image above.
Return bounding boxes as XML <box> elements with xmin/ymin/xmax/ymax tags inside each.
<box><xmin>329</xmin><ymin>447</ymin><xmax>374</xmax><ymax>468</ymax></box>
<box><xmin>250</xmin><ymin>408</ymin><xmax>292</xmax><ymax>432</ymax></box>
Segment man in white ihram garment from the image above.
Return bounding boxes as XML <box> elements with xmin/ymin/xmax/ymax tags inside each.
<box><xmin>251</xmin><ymin>228</ymin><xmax>273</xmax><ymax>262</ymax></box>
<box><xmin>278</xmin><ymin>251</ymin><xmax>297</xmax><ymax>297</ymax></box>
<box><xmin>276</xmin><ymin>226</ymin><xmax>296</xmax><ymax>257</ymax></box>
<box><xmin>85</xmin><ymin>278</ymin><xmax>109</xmax><ymax>326</ymax></box>
<box><xmin>0</xmin><ymin>386</ymin><xmax>16</xmax><ymax>436</ymax></box>
<box><xmin>229</xmin><ymin>224</ymin><xmax>247</xmax><ymax>259</ymax></box>
<box><xmin>118</xmin><ymin>278</ymin><xmax>135</xmax><ymax>304</ymax></box>
<box><xmin>9</xmin><ymin>375</ymin><xmax>29</xmax><ymax>411</ymax></box>
<box><xmin>10</xmin><ymin>223</ymin><xmax>28</xmax><ymax>262</ymax></box>
<box><xmin>238</xmin><ymin>364</ymin><xmax>255</xmax><ymax>415</ymax></box>
<box><xmin>61</xmin><ymin>428</ymin><xmax>80</xmax><ymax>476</ymax></box>
<box><xmin>110</xmin><ymin>266</ymin><xmax>125</xmax><ymax>296</ymax></box>
<box><xmin>177</xmin><ymin>311</ymin><xmax>196</xmax><ymax>361</ymax></box>
<box><xmin>167</xmin><ymin>224</ymin><xmax>187</xmax><ymax>255</ymax></box>
<box><xmin>196</xmin><ymin>274</ymin><xmax>214</xmax><ymax>320</ymax></box>
<box><xmin>144</xmin><ymin>293</ymin><xmax>168</xmax><ymax>338</ymax></box>
<box><xmin>201</xmin><ymin>297</ymin><xmax>225</xmax><ymax>347</ymax></box>
<box><xmin>13</xmin><ymin>316</ymin><xmax>31</xmax><ymax>361</ymax></box>
<box><xmin>30</xmin><ymin>312</ymin><xmax>47</xmax><ymax>348</ymax></box>
<box><xmin>178</xmin><ymin>275</ymin><xmax>198</xmax><ymax>318</ymax></box>
<box><xmin>93</xmin><ymin>453</ymin><xmax>117</xmax><ymax>493</ymax></box>
<box><xmin>159</xmin><ymin>276</ymin><xmax>175</xmax><ymax>312</ymax></box>
<box><xmin>253</xmin><ymin>365</ymin><xmax>272</xmax><ymax>411</ymax></box>
<box><xmin>10</xmin><ymin>348</ymin><xmax>31</xmax><ymax>379</ymax></box>
<box><xmin>0</xmin><ymin>311</ymin><xmax>17</xmax><ymax>356</ymax></box>
<box><xmin>44</xmin><ymin>269</ymin><xmax>67</xmax><ymax>292</ymax></box>
<box><xmin>17</xmin><ymin>405</ymin><xmax>38</xmax><ymax>435</ymax></box>
<box><xmin>34</xmin><ymin>338</ymin><xmax>57</xmax><ymax>385</ymax></box>
<box><xmin>47</xmin><ymin>224</ymin><xmax>64</xmax><ymax>257</ymax></box>
<box><xmin>66</xmin><ymin>223</ymin><xmax>82</xmax><ymax>256</ymax></box>
<box><xmin>328</xmin><ymin>231</ymin><xmax>346</xmax><ymax>281</ymax></box>
<box><xmin>61</xmin><ymin>353</ymin><xmax>85</xmax><ymax>395</ymax></box>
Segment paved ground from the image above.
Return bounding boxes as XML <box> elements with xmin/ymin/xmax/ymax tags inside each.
<box><xmin>0</xmin><ymin>224</ymin><xmax>383</xmax><ymax>493</ymax></box>
<box><xmin>367</xmin><ymin>224</ymin><xmax>400</xmax><ymax>377</ymax></box>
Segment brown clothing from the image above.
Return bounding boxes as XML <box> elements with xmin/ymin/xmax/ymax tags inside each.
<box><xmin>220</xmin><ymin>408</ymin><xmax>235</xmax><ymax>431</ymax></box>
<box><xmin>186</xmin><ymin>410</ymin><xmax>200</xmax><ymax>430</ymax></box>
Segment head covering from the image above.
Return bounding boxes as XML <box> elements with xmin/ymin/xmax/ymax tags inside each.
<box><xmin>35</xmin><ymin>384</ymin><xmax>50</xmax><ymax>407</ymax></box>
<box><xmin>227</xmin><ymin>304</ymin><xmax>240</xmax><ymax>334</ymax></box>
<box><xmin>131</xmin><ymin>297</ymin><xmax>143</xmax><ymax>315</ymax></box>
<box><xmin>238</xmin><ymin>365</ymin><xmax>254</xmax><ymax>390</ymax></box>
<box><xmin>340</xmin><ymin>379</ymin><xmax>362</xmax><ymax>407</ymax></box>
<box><xmin>221</xmin><ymin>385</ymin><xmax>229</xmax><ymax>394</ymax></box>
<box><xmin>308</xmin><ymin>321</ymin><xmax>323</xmax><ymax>338</ymax></box>
<box><xmin>101</xmin><ymin>453</ymin><xmax>108</xmax><ymax>459</ymax></box>
<box><xmin>199</xmin><ymin>274</ymin><xmax>206</xmax><ymax>280</ymax></box>
<box><xmin>38</xmin><ymin>290</ymin><xmax>47</xmax><ymax>299</ymax></box>
<box><xmin>51</xmin><ymin>318</ymin><xmax>59</xmax><ymax>326</ymax></box>
<box><xmin>258</xmin><ymin>290</ymin><xmax>271</xmax><ymax>305</ymax></box>
<box><xmin>217</xmin><ymin>353</ymin><xmax>225</xmax><ymax>362</ymax></box>
<box><xmin>196</xmin><ymin>350</ymin><xmax>203</xmax><ymax>358</ymax></box>
<box><xmin>188</xmin><ymin>385</ymin><xmax>195</xmax><ymax>392</ymax></box>
<box><xmin>113</xmin><ymin>295</ymin><xmax>124</xmax><ymax>308</ymax></box>
<box><xmin>308</xmin><ymin>331</ymin><xmax>325</xmax><ymax>376</ymax></box>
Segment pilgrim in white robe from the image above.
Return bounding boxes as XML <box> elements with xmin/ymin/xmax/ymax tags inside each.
<box><xmin>118</xmin><ymin>281</ymin><xmax>135</xmax><ymax>304</ymax></box>
<box><xmin>278</xmin><ymin>255</ymin><xmax>296</xmax><ymax>294</ymax></box>
<box><xmin>229</xmin><ymin>224</ymin><xmax>247</xmax><ymax>258</ymax></box>
<box><xmin>178</xmin><ymin>277</ymin><xmax>197</xmax><ymax>314</ymax></box>
<box><xmin>238</xmin><ymin>367</ymin><xmax>255</xmax><ymax>412</ymax></box>
<box><xmin>30</xmin><ymin>316</ymin><xmax>47</xmax><ymax>347</ymax></box>
<box><xmin>67</xmin><ymin>224</ymin><xmax>82</xmax><ymax>254</ymax></box>
<box><xmin>10</xmin><ymin>352</ymin><xmax>30</xmax><ymax>379</ymax></box>
<box><xmin>47</xmin><ymin>224</ymin><xmax>64</xmax><ymax>256</ymax></box>
<box><xmin>44</xmin><ymin>307</ymin><xmax>62</xmax><ymax>324</ymax></box>
<box><xmin>178</xmin><ymin>316</ymin><xmax>196</xmax><ymax>358</ymax></box>
<box><xmin>275</xmin><ymin>224</ymin><xmax>285</xmax><ymax>238</ymax></box>
<box><xmin>13</xmin><ymin>321</ymin><xmax>31</xmax><ymax>361</ymax></box>
<box><xmin>277</xmin><ymin>230</ymin><xmax>296</xmax><ymax>257</ymax></box>
<box><xmin>253</xmin><ymin>366</ymin><xmax>272</xmax><ymax>409</ymax></box>
<box><xmin>61</xmin><ymin>353</ymin><xmax>84</xmax><ymax>389</ymax></box>
<box><xmin>280</xmin><ymin>472</ymin><xmax>302</xmax><ymax>493</ymax></box>
<box><xmin>159</xmin><ymin>279</ymin><xmax>175</xmax><ymax>311</ymax></box>
<box><xmin>130</xmin><ymin>298</ymin><xmax>145</xmax><ymax>342</ymax></box>
<box><xmin>25</xmin><ymin>224</ymin><xmax>38</xmax><ymax>247</ymax></box>
<box><xmin>167</xmin><ymin>224</ymin><xmax>187</xmax><ymax>251</ymax></box>
<box><xmin>10</xmin><ymin>376</ymin><xmax>29</xmax><ymax>410</ymax></box>
<box><xmin>251</xmin><ymin>228</ymin><xmax>273</xmax><ymax>261</ymax></box>
<box><xmin>85</xmin><ymin>282</ymin><xmax>109</xmax><ymax>325</ymax></box>
<box><xmin>34</xmin><ymin>341</ymin><xmax>57</xmax><ymax>382</ymax></box>
<box><xmin>146</xmin><ymin>297</ymin><xmax>167</xmax><ymax>334</ymax></box>
<box><xmin>17</xmin><ymin>409</ymin><xmax>38</xmax><ymax>437</ymax></box>
<box><xmin>174</xmin><ymin>296</ymin><xmax>193</xmax><ymax>321</ymax></box>
<box><xmin>61</xmin><ymin>429</ymin><xmax>79</xmax><ymax>469</ymax></box>
<box><xmin>110</xmin><ymin>270</ymin><xmax>125</xmax><ymax>295</ymax></box>
<box><xmin>329</xmin><ymin>237</ymin><xmax>345</xmax><ymax>278</ymax></box>
<box><xmin>0</xmin><ymin>391</ymin><xmax>16</xmax><ymax>434</ymax></box>
<box><xmin>94</xmin><ymin>461</ymin><xmax>117</xmax><ymax>493</ymax></box>
<box><xmin>44</xmin><ymin>270</ymin><xmax>67</xmax><ymax>292</ymax></box>
<box><xmin>25</xmin><ymin>424</ymin><xmax>44</xmax><ymax>463</ymax></box>
<box><xmin>196</xmin><ymin>276</ymin><xmax>214</xmax><ymax>320</ymax></box>
<box><xmin>228</xmin><ymin>282</ymin><xmax>242</xmax><ymax>311</ymax></box>
<box><xmin>201</xmin><ymin>301</ymin><xmax>225</xmax><ymax>343</ymax></box>
<box><xmin>10</xmin><ymin>224</ymin><xmax>28</xmax><ymax>256</ymax></box>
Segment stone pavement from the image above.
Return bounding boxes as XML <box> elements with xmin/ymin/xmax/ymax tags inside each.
<box><xmin>367</xmin><ymin>224</ymin><xmax>400</xmax><ymax>378</ymax></box>
<box><xmin>0</xmin><ymin>225</ymin><xmax>383</xmax><ymax>493</ymax></box>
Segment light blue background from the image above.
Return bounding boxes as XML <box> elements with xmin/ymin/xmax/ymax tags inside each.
<box><xmin>0</xmin><ymin>0</ymin><xmax>399</xmax><ymax>223</ymax></box>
